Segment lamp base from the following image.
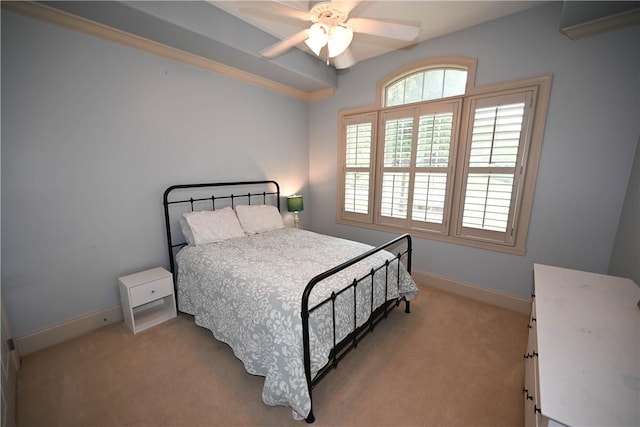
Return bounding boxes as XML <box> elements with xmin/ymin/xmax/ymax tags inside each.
<box><xmin>293</xmin><ymin>212</ymin><xmax>299</xmax><ymax>229</ymax></box>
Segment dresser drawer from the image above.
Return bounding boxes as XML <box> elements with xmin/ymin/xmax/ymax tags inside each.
<box><xmin>129</xmin><ymin>275</ymin><xmax>173</xmax><ymax>307</ymax></box>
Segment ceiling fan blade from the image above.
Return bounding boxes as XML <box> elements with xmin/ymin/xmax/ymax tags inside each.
<box><xmin>240</xmin><ymin>3</ymin><xmax>311</xmax><ymax>22</ymax></box>
<box><xmin>330</xmin><ymin>0</ymin><xmax>361</xmax><ymax>15</ymax></box>
<box><xmin>348</xmin><ymin>17</ymin><xmax>419</xmax><ymax>41</ymax></box>
<box><xmin>261</xmin><ymin>29</ymin><xmax>310</xmax><ymax>58</ymax></box>
<box><xmin>333</xmin><ymin>48</ymin><xmax>356</xmax><ymax>69</ymax></box>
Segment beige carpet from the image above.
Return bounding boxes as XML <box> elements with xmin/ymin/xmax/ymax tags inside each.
<box><xmin>16</xmin><ymin>285</ymin><xmax>528</xmax><ymax>426</ymax></box>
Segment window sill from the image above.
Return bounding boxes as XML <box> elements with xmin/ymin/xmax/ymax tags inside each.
<box><xmin>336</xmin><ymin>217</ymin><xmax>527</xmax><ymax>256</ymax></box>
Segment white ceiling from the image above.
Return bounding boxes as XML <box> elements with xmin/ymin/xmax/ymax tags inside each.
<box><xmin>210</xmin><ymin>1</ymin><xmax>548</xmax><ymax>65</ymax></box>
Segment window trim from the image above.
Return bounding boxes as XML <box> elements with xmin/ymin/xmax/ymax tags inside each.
<box><xmin>338</xmin><ymin>57</ymin><xmax>552</xmax><ymax>255</ymax></box>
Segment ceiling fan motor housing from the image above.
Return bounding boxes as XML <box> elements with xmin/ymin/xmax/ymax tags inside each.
<box><xmin>309</xmin><ymin>2</ymin><xmax>348</xmax><ymax>26</ymax></box>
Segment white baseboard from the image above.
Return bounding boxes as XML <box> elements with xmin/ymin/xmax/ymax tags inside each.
<box><xmin>412</xmin><ymin>269</ymin><xmax>532</xmax><ymax>315</ymax></box>
<box><xmin>15</xmin><ymin>305</ymin><xmax>123</xmax><ymax>357</ymax></box>
<box><xmin>14</xmin><ymin>270</ymin><xmax>530</xmax><ymax>356</ymax></box>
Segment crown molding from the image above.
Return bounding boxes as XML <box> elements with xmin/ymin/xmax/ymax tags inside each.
<box><xmin>561</xmin><ymin>7</ymin><xmax>640</xmax><ymax>40</ymax></box>
<box><xmin>2</xmin><ymin>1</ymin><xmax>336</xmax><ymax>101</ymax></box>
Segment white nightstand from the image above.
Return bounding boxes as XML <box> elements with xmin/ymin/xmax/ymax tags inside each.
<box><xmin>118</xmin><ymin>267</ymin><xmax>177</xmax><ymax>334</ymax></box>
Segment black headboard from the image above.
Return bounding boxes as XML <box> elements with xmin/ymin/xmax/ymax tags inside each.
<box><xmin>162</xmin><ymin>180</ymin><xmax>280</xmax><ymax>279</ymax></box>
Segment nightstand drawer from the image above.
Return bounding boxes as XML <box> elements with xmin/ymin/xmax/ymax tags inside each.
<box><xmin>129</xmin><ymin>276</ymin><xmax>173</xmax><ymax>307</ymax></box>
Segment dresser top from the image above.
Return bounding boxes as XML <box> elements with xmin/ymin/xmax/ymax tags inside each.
<box><xmin>533</xmin><ymin>263</ymin><xmax>640</xmax><ymax>427</ymax></box>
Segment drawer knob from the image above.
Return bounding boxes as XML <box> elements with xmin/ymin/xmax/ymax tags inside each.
<box><xmin>151</xmin><ymin>290</ymin><xmax>155</xmax><ymax>294</ymax></box>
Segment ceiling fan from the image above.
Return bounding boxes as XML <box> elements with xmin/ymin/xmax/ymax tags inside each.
<box><xmin>259</xmin><ymin>0</ymin><xmax>420</xmax><ymax>69</ymax></box>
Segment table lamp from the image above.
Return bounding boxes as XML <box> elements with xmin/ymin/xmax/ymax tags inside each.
<box><xmin>287</xmin><ymin>195</ymin><xmax>304</xmax><ymax>229</ymax></box>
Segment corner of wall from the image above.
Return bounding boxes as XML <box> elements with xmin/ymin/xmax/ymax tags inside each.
<box><xmin>608</xmin><ymin>136</ymin><xmax>640</xmax><ymax>284</ymax></box>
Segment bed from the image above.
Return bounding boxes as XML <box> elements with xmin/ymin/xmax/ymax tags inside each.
<box><xmin>163</xmin><ymin>181</ymin><xmax>418</xmax><ymax>422</ymax></box>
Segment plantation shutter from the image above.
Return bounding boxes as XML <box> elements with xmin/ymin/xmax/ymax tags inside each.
<box><xmin>377</xmin><ymin>101</ymin><xmax>460</xmax><ymax>232</ymax></box>
<box><xmin>411</xmin><ymin>101</ymin><xmax>460</xmax><ymax>233</ymax></box>
<box><xmin>339</xmin><ymin>112</ymin><xmax>377</xmax><ymax>223</ymax></box>
<box><xmin>455</xmin><ymin>90</ymin><xmax>535</xmax><ymax>245</ymax></box>
<box><xmin>377</xmin><ymin>108</ymin><xmax>415</xmax><ymax>227</ymax></box>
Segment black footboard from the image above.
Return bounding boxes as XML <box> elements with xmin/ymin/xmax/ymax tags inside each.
<box><xmin>301</xmin><ymin>233</ymin><xmax>413</xmax><ymax>423</ymax></box>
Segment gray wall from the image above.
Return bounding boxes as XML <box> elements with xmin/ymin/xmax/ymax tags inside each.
<box><xmin>1</xmin><ymin>11</ymin><xmax>310</xmax><ymax>336</ymax></box>
<box><xmin>308</xmin><ymin>3</ymin><xmax>640</xmax><ymax>298</ymax></box>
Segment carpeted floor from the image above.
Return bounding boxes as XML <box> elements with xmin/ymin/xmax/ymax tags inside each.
<box><xmin>16</xmin><ymin>285</ymin><xmax>529</xmax><ymax>426</ymax></box>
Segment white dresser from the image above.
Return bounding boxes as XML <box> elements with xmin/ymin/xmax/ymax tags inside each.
<box><xmin>525</xmin><ymin>264</ymin><xmax>640</xmax><ymax>427</ymax></box>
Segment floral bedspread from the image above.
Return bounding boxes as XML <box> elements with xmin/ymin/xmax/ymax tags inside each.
<box><xmin>176</xmin><ymin>228</ymin><xmax>418</xmax><ymax>420</ymax></box>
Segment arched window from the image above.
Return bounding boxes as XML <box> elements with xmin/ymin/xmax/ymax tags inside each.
<box><xmin>338</xmin><ymin>57</ymin><xmax>552</xmax><ymax>254</ymax></box>
<box><xmin>378</xmin><ymin>57</ymin><xmax>477</xmax><ymax>107</ymax></box>
<box><xmin>385</xmin><ymin>67</ymin><xmax>468</xmax><ymax>107</ymax></box>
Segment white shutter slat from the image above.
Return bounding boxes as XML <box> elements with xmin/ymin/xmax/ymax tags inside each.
<box><xmin>345</xmin><ymin>122</ymin><xmax>373</xmax><ymax>168</ymax></box>
<box><xmin>461</xmin><ymin>172</ymin><xmax>514</xmax><ymax>232</ymax></box>
<box><xmin>412</xmin><ymin>173</ymin><xmax>447</xmax><ymax>223</ymax></box>
<box><xmin>380</xmin><ymin>172</ymin><xmax>410</xmax><ymax>219</ymax></box>
<box><xmin>383</xmin><ymin>117</ymin><xmax>413</xmax><ymax>167</ymax></box>
<box><xmin>416</xmin><ymin>112</ymin><xmax>453</xmax><ymax>168</ymax></box>
<box><xmin>469</xmin><ymin>102</ymin><xmax>525</xmax><ymax>168</ymax></box>
<box><xmin>344</xmin><ymin>171</ymin><xmax>370</xmax><ymax>214</ymax></box>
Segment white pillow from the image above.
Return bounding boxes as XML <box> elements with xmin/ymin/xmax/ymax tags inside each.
<box><xmin>235</xmin><ymin>204</ymin><xmax>284</xmax><ymax>234</ymax></box>
<box><xmin>182</xmin><ymin>207</ymin><xmax>246</xmax><ymax>245</ymax></box>
<box><xmin>179</xmin><ymin>216</ymin><xmax>196</xmax><ymax>246</ymax></box>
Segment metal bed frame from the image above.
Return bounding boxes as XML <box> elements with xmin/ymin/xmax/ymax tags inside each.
<box><xmin>163</xmin><ymin>180</ymin><xmax>413</xmax><ymax>423</ymax></box>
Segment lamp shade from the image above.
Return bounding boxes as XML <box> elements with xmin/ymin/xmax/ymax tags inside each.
<box><xmin>287</xmin><ymin>195</ymin><xmax>304</xmax><ymax>212</ymax></box>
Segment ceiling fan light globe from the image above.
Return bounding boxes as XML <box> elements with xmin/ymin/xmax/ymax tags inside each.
<box><xmin>328</xmin><ymin>25</ymin><xmax>353</xmax><ymax>58</ymax></box>
<box><xmin>304</xmin><ymin>38</ymin><xmax>324</xmax><ymax>56</ymax></box>
<box><xmin>305</xmin><ymin>23</ymin><xmax>328</xmax><ymax>56</ymax></box>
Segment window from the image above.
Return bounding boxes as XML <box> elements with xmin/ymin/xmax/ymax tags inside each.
<box><xmin>376</xmin><ymin>101</ymin><xmax>461</xmax><ymax>235</ymax></box>
<box><xmin>385</xmin><ymin>67</ymin><xmax>468</xmax><ymax>106</ymax></box>
<box><xmin>453</xmin><ymin>90</ymin><xmax>535</xmax><ymax>246</ymax></box>
<box><xmin>340</xmin><ymin>113</ymin><xmax>377</xmax><ymax>223</ymax></box>
<box><xmin>337</xmin><ymin>57</ymin><xmax>551</xmax><ymax>254</ymax></box>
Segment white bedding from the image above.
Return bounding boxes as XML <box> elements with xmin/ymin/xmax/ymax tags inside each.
<box><xmin>176</xmin><ymin>227</ymin><xmax>418</xmax><ymax>420</ymax></box>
